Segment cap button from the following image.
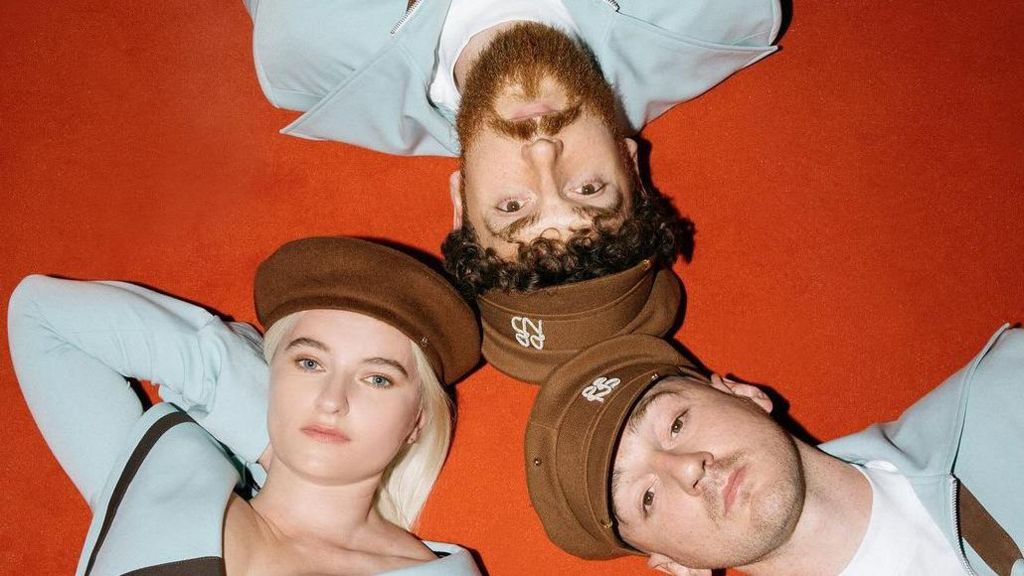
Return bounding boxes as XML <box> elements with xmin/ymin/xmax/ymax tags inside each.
<box><xmin>650</xmin><ymin>372</ymin><xmax>660</xmax><ymax>381</ymax></box>
<box><xmin>533</xmin><ymin>458</ymin><xmax>542</xmax><ymax>466</ymax></box>
<box><xmin>600</xmin><ymin>519</ymin><xmax>613</xmax><ymax>528</ymax></box>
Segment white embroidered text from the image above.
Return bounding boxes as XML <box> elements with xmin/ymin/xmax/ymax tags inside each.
<box><xmin>582</xmin><ymin>376</ymin><xmax>622</xmax><ymax>403</ymax></box>
<box><xmin>511</xmin><ymin>316</ymin><xmax>545</xmax><ymax>350</ymax></box>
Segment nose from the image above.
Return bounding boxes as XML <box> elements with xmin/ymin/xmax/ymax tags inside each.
<box><xmin>314</xmin><ymin>375</ymin><xmax>350</xmax><ymax>416</ymax></box>
<box><xmin>521</xmin><ymin>136</ymin><xmax>563</xmax><ymax>170</ymax></box>
<box><xmin>521</xmin><ymin>137</ymin><xmax>583</xmax><ymax>236</ymax></box>
<box><xmin>655</xmin><ymin>450</ymin><xmax>712</xmax><ymax>496</ymax></box>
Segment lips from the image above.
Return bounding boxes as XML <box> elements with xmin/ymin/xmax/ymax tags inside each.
<box><xmin>301</xmin><ymin>424</ymin><xmax>350</xmax><ymax>444</ymax></box>
<box><xmin>722</xmin><ymin>465</ymin><xmax>746</xmax><ymax>515</ymax></box>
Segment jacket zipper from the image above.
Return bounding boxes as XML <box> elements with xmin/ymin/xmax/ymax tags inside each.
<box><xmin>392</xmin><ymin>0</ymin><xmax>621</xmax><ymax>35</ymax></box>
<box><xmin>951</xmin><ymin>478</ymin><xmax>978</xmax><ymax>576</ymax></box>
<box><xmin>391</xmin><ymin>0</ymin><xmax>424</xmax><ymax>35</ymax></box>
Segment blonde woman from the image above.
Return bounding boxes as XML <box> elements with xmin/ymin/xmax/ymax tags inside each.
<box><xmin>8</xmin><ymin>237</ymin><xmax>482</xmax><ymax>575</ymax></box>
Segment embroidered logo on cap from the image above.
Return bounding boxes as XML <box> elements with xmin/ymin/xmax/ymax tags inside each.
<box><xmin>512</xmin><ymin>316</ymin><xmax>545</xmax><ymax>350</ymax></box>
<box><xmin>582</xmin><ymin>376</ymin><xmax>621</xmax><ymax>403</ymax></box>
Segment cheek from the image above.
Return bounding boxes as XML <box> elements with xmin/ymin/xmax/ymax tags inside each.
<box><xmin>354</xmin><ymin>390</ymin><xmax>421</xmax><ymax>436</ymax></box>
<box><xmin>266</xmin><ymin>375</ymin><xmax>315</xmax><ymax>438</ymax></box>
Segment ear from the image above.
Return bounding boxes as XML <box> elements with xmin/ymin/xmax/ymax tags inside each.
<box><xmin>406</xmin><ymin>408</ymin><xmax>426</xmax><ymax>445</ymax></box>
<box><xmin>647</xmin><ymin>553</ymin><xmax>712</xmax><ymax>576</ymax></box>
<box><xmin>710</xmin><ymin>373</ymin><xmax>773</xmax><ymax>413</ymax></box>
<box><xmin>449</xmin><ymin>170</ymin><xmax>464</xmax><ymax>230</ymax></box>
<box><xmin>624</xmin><ymin>137</ymin><xmax>640</xmax><ymax>167</ymax></box>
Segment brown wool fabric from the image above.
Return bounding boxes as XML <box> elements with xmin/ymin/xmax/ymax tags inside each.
<box><xmin>255</xmin><ymin>236</ymin><xmax>480</xmax><ymax>385</ymax></box>
<box><xmin>478</xmin><ymin>260</ymin><xmax>682</xmax><ymax>384</ymax></box>
<box><xmin>525</xmin><ymin>335</ymin><xmax>708</xmax><ymax>559</ymax></box>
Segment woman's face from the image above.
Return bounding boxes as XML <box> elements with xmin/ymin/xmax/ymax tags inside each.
<box><xmin>266</xmin><ymin>309</ymin><xmax>424</xmax><ymax>485</ymax></box>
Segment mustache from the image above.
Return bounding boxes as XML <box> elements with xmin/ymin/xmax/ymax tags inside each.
<box><xmin>702</xmin><ymin>454</ymin><xmax>743</xmax><ymax>518</ymax></box>
<box><xmin>487</xmin><ymin>102</ymin><xmax>582</xmax><ymax>141</ymax></box>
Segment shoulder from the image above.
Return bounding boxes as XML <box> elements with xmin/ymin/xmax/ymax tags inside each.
<box><xmin>81</xmin><ymin>404</ymin><xmax>239</xmax><ymax>574</ymax></box>
<box><xmin>820</xmin><ymin>324</ymin><xmax>1021</xmax><ymax>473</ymax></box>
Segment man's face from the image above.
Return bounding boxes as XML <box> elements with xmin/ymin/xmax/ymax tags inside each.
<box><xmin>454</xmin><ymin>22</ymin><xmax>637</xmax><ymax>260</ymax></box>
<box><xmin>611</xmin><ymin>376</ymin><xmax>805</xmax><ymax>572</ymax></box>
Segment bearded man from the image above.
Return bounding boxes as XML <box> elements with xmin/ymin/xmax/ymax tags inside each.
<box><xmin>243</xmin><ymin>1</ymin><xmax>781</xmax><ymax>295</ymax></box>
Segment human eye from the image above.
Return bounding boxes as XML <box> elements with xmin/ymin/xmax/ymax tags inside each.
<box><xmin>497</xmin><ymin>198</ymin><xmax>525</xmax><ymax>213</ymax></box>
<box><xmin>642</xmin><ymin>488</ymin><xmax>655</xmax><ymax>517</ymax></box>
<box><xmin>295</xmin><ymin>357</ymin><xmax>323</xmax><ymax>372</ymax></box>
<box><xmin>574</xmin><ymin>182</ymin><xmax>606</xmax><ymax>196</ymax></box>
<box><xmin>363</xmin><ymin>374</ymin><xmax>393</xmax><ymax>389</ymax></box>
<box><xmin>670</xmin><ymin>411</ymin><xmax>688</xmax><ymax>438</ymax></box>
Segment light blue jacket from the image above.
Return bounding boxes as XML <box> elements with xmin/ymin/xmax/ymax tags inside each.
<box><xmin>243</xmin><ymin>0</ymin><xmax>782</xmax><ymax>156</ymax></box>
<box><xmin>821</xmin><ymin>325</ymin><xmax>1024</xmax><ymax>576</ymax></box>
<box><xmin>6</xmin><ymin>275</ymin><xmax>480</xmax><ymax>576</ymax></box>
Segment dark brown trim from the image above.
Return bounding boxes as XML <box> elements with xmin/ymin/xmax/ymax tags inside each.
<box><xmin>122</xmin><ymin>556</ymin><xmax>225</xmax><ymax>576</ymax></box>
<box><xmin>83</xmin><ymin>411</ymin><xmax>194</xmax><ymax>576</ymax></box>
<box><xmin>121</xmin><ymin>556</ymin><xmax>225</xmax><ymax>576</ymax></box>
<box><xmin>959</xmin><ymin>481</ymin><xmax>1023</xmax><ymax>576</ymax></box>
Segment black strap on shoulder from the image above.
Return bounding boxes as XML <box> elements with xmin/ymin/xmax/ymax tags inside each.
<box><xmin>959</xmin><ymin>481</ymin><xmax>1023</xmax><ymax>576</ymax></box>
<box><xmin>83</xmin><ymin>411</ymin><xmax>192</xmax><ymax>576</ymax></box>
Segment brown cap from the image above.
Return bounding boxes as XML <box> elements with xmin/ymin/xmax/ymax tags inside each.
<box><xmin>478</xmin><ymin>261</ymin><xmax>682</xmax><ymax>384</ymax></box>
<box><xmin>255</xmin><ymin>236</ymin><xmax>480</xmax><ymax>385</ymax></box>
<box><xmin>524</xmin><ymin>335</ymin><xmax>707</xmax><ymax>559</ymax></box>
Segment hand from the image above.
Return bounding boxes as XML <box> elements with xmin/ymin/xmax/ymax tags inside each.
<box><xmin>648</xmin><ymin>554</ymin><xmax>712</xmax><ymax>576</ymax></box>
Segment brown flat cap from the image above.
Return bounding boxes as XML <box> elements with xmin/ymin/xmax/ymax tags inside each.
<box><xmin>255</xmin><ymin>236</ymin><xmax>480</xmax><ymax>385</ymax></box>
<box><xmin>525</xmin><ymin>335</ymin><xmax>707</xmax><ymax>559</ymax></box>
<box><xmin>478</xmin><ymin>260</ymin><xmax>682</xmax><ymax>384</ymax></box>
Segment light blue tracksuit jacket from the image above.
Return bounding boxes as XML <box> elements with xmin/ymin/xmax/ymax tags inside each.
<box><xmin>243</xmin><ymin>0</ymin><xmax>782</xmax><ymax>155</ymax></box>
<box><xmin>821</xmin><ymin>325</ymin><xmax>1024</xmax><ymax>576</ymax></box>
<box><xmin>7</xmin><ymin>276</ymin><xmax>481</xmax><ymax>576</ymax></box>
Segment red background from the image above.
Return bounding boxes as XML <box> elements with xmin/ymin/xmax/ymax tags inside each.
<box><xmin>1</xmin><ymin>2</ymin><xmax>1022</xmax><ymax>574</ymax></box>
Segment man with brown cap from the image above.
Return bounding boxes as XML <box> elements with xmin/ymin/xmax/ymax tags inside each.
<box><xmin>243</xmin><ymin>1</ymin><xmax>782</xmax><ymax>296</ymax></box>
<box><xmin>526</xmin><ymin>330</ymin><xmax>1024</xmax><ymax>575</ymax></box>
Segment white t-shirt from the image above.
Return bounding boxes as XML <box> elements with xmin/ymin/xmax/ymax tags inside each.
<box><xmin>839</xmin><ymin>461</ymin><xmax>967</xmax><ymax>575</ymax></box>
<box><xmin>428</xmin><ymin>0</ymin><xmax>581</xmax><ymax>112</ymax></box>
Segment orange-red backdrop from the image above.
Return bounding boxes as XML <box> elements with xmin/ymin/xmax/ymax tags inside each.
<box><xmin>1</xmin><ymin>2</ymin><xmax>1022</xmax><ymax>574</ymax></box>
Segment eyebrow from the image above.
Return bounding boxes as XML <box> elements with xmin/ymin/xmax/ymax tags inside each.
<box><xmin>624</xmin><ymin>387</ymin><xmax>676</xmax><ymax>436</ymax></box>
<box><xmin>364</xmin><ymin>357</ymin><xmax>410</xmax><ymax>378</ymax></box>
<box><xmin>285</xmin><ymin>337</ymin><xmax>329</xmax><ymax>352</ymax></box>
<box><xmin>610</xmin><ymin>469</ymin><xmax>629</xmax><ymax>526</ymax></box>
<box><xmin>487</xmin><ymin>211</ymin><xmax>539</xmax><ymax>243</ymax></box>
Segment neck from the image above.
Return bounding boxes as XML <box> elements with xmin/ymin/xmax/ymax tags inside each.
<box><xmin>250</xmin><ymin>461</ymin><xmax>387</xmax><ymax>545</ymax></box>
<box><xmin>740</xmin><ymin>443</ymin><xmax>872</xmax><ymax>576</ymax></box>
<box><xmin>453</xmin><ymin>21</ymin><xmax>522</xmax><ymax>89</ymax></box>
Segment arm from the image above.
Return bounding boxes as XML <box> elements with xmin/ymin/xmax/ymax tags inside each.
<box><xmin>7</xmin><ymin>275</ymin><xmax>269</xmax><ymax>506</ymax></box>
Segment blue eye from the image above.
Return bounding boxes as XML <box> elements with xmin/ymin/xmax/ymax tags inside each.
<box><xmin>296</xmin><ymin>358</ymin><xmax>321</xmax><ymax>371</ymax></box>
<box><xmin>365</xmin><ymin>374</ymin><xmax>393</xmax><ymax>389</ymax></box>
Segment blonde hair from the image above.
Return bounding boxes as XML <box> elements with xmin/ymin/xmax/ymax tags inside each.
<box><xmin>261</xmin><ymin>312</ymin><xmax>453</xmax><ymax>530</ymax></box>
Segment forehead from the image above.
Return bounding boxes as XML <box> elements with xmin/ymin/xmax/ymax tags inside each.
<box><xmin>286</xmin><ymin>309</ymin><xmax>412</xmax><ymax>359</ymax></box>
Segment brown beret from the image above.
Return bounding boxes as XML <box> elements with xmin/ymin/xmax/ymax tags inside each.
<box><xmin>478</xmin><ymin>260</ymin><xmax>682</xmax><ymax>384</ymax></box>
<box><xmin>255</xmin><ymin>236</ymin><xmax>480</xmax><ymax>385</ymax></box>
<box><xmin>525</xmin><ymin>335</ymin><xmax>708</xmax><ymax>559</ymax></box>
